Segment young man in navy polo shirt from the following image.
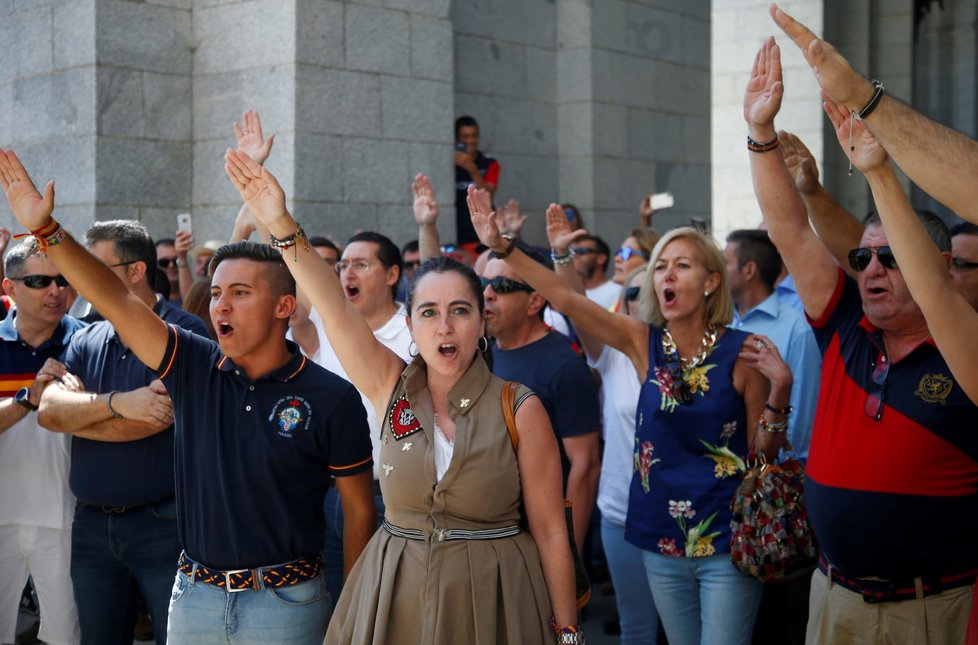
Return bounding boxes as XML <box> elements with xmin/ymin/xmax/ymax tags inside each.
<box><xmin>0</xmin><ymin>240</ymin><xmax>85</xmax><ymax>645</ymax></box>
<box><xmin>37</xmin><ymin>220</ymin><xmax>206</xmax><ymax>645</ymax></box>
<box><xmin>0</xmin><ymin>151</ymin><xmax>376</xmax><ymax>644</ymax></box>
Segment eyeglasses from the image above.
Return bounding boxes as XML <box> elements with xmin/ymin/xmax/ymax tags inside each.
<box><xmin>158</xmin><ymin>258</ymin><xmax>177</xmax><ymax>268</ymax></box>
<box><xmin>570</xmin><ymin>247</ymin><xmax>597</xmax><ymax>256</ymax></box>
<box><xmin>109</xmin><ymin>260</ymin><xmax>142</xmax><ymax>269</ymax></box>
<box><xmin>952</xmin><ymin>257</ymin><xmax>978</xmax><ymax>271</ymax></box>
<box><xmin>847</xmin><ymin>246</ymin><xmax>898</xmax><ymax>272</ymax></box>
<box><xmin>616</xmin><ymin>247</ymin><xmax>649</xmax><ymax>262</ymax></box>
<box><xmin>864</xmin><ymin>355</ymin><xmax>890</xmax><ymax>421</ymax></box>
<box><xmin>624</xmin><ymin>286</ymin><xmax>641</xmax><ymax>302</ymax></box>
<box><xmin>9</xmin><ymin>274</ymin><xmax>70</xmax><ymax>289</ymax></box>
<box><xmin>481</xmin><ymin>276</ymin><xmax>534</xmax><ymax>294</ymax></box>
<box><xmin>336</xmin><ymin>260</ymin><xmax>374</xmax><ymax>273</ymax></box>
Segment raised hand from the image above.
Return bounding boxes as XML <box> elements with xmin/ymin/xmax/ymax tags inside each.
<box><xmin>224</xmin><ymin>149</ymin><xmax>289</xmax><ymax>228</ymax></box>
<box><xmin>0</xmin><ymin>150</ymin><xmax>55</xmax><ymax>230</ymax></box>
<box><xmin>738</xmin><ymin>333</ymin><xmax>793</xmax><ymax>393</ymax></box>
<box><xmin>0</xmin><ymin>227</ymin><xmax>10</xmax><ymax>254</ymax></box>
<box><xmin>499</xmin><ymin>199</ymin><xmax>527</xmax><ymax>237</ymax></box>
<box><xmin>174</xmin><ymin>229</ymin><xmax>193</xmax><ymax>257</ymax></box>
<box><xmin>412</xmin><ymin>173</ymin><xmax>439</xmax><ymax>225</ymax></box>
<box><xmin>546</xmin><ymin>203</ymin><xmax>587</xmax><ymax>253</ymax></box>
<box><xmin>466</xmin><ymin>185</ymin><xmax>503</xmax><ymax>251</ymax></box>
<box><xmin>822</xmin><ymin>95</ymin><xmax>887</xmax><ymax>173</ymax></box>
<box><xmin>770</xmin><ymin>4</ymin><xmax>873</xmax><ymax>110</ymax></box>
<box><xmin>743</xmin><ymin>37</ymin><xmax>784</xmax><ymax>135</ymax></box>
<box><xmin>233</xmin><ymin>109</ymin><xmax>275</xmax><ymax>165</ymax></box>
<box><xmin>778</xmin><ymin>131</ymin><xmax>820</xmax><ymax>195</ymax></box>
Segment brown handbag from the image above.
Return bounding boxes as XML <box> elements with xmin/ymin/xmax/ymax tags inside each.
<box><xmin>501</xmin><ymin>381</ymin><xmax>592</xmax><ymax>609</ymax></box>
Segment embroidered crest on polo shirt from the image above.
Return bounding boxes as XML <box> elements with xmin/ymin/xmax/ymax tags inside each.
<box><xmin>388</xmin><ymin>395</ymin><xmax>422</xmax><ymax>441</ymax></box>
<box><xmin>269</xmin><ymin>396</ymin><xmax>313</xmax><ymax>438</ymax></box>
<box><xmin>914</xmin><ymin>373</ymin><xmax>953</xmax><ymax>405</ymax></box>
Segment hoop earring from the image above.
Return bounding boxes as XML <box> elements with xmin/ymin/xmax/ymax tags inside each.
<box><xmin>408</xmin><ymin>341</ymin><xmax>419</xmax><ymax>358</ymax></box>
<box><xmin>477</xmin><ymin>336</ymin><xmax>489</xmax><ymax>353</ymax></box>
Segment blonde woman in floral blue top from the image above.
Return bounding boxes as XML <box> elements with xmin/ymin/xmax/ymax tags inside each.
<box><xmin>469</xmin><ymin>205</ymin><xmax>791</xmax><ymax>645</ymax></box>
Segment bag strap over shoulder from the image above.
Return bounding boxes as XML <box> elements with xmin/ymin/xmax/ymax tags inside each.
<box><xmin>501</xmin><ymin>380</ymin><xmax>519</xmax><ymax>452</ymax></box>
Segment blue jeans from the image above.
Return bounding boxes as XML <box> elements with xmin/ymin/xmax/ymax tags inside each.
<box><xmin>71</xmin><ymin>497</ymin><xmax>182</xmax><ymax>645</ymax></box>
<box><xmin>642</xmin><ymin>550</ymin><xmax>763</xmax><ymax>645</ymax></box>
<box><xmin>602</xmin><ymin>519</ymin><xmax>659</xmax><ymax>645</ymax></box>
<box><xmin>322</xmin><ymin>485</ymin><xmax>385</xmax><ymax>603</ymax></box>
<box><xmin>166</xmin><ymin>569</ymin><xmax>330</xmax><ymax>644</ymax></box>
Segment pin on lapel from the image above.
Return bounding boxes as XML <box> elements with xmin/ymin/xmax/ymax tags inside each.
<box><xmin>459</xmin><ymin>398</ymin><xmax>470</xmax><ymax>408</ymax></box>
<box><xmin>402</xmin><ymin>442</ymin><xmax>413</xmax><ymax>452</ymax></box>
<box><xmin>382</xmin><ymin>463</ymin><xmax>394</xmax><ymax>477</ymax></box>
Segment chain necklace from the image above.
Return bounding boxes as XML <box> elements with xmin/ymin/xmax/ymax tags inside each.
<box><xmin>662</xmin><ymin>324</ymin><xmax>718</xmax><ymax>372</ymax></box>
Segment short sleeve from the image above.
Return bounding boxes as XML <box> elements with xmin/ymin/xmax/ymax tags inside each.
<box><xmin>324</xmin><ymin>383</ymin><xmax>373</xmax><ymax>477</ymax></box>
<box><xmin>551</xmin><ymin>357</ymin><xmax>601</xmax><ymax>440</ymax></box>
<box><xmin>807</xmin><ymin>268</ymin><xmax>863</xmax><ymax>355</ymax></box>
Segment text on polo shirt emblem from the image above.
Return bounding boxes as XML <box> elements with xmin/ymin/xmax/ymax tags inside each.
<box><xmin>915</xmin><ymin>373</ymin><xmax>953</xmax><ymax>405</ymax></box>
<box><xmin>388</xmin><ymin>395</ymin><xmax>422</xmax><ymax>441</ymax></box>
<box><xmin>269</xmin><ymin>396</ymin><xmax>313</xmax><ymax>438</ymax></box>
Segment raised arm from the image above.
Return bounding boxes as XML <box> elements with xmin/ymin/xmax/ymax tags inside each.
<box><xmin>821</xmin><ymin>97</ymin><xmax>978</xmax><ymax>402</ymax></box>
<box><xmin>0</xmin><ymin>150</ymin><xmax>168</xmax><ymax>369</ymax></box>
<box><xmin>173</xmin><ymin>229</ymin><xmax>195</xmax><ymax>301</ymax></box>
<box><xmin>744</xmin><ymin>38</ymin><xmax>839</xmax><ymax>320</ymax></box>
<box><xmin>772</xmin><ymin>3</ymin><xmax>978</xmax><ymax>222</ymax></box>
<box><xmin>778</xmin><ymin>130</ymin><xmax>863</xmax><ymax>272</ymax></box>
<box><xmin>412</xmin><ymin>173</ymin><xmax>441</xmax><ymax>261</ymax></box>
<box><xmin>467</xmin><ymin>186</ymin><xmax>650</xmax><ymax>376</ymax></box>
<box><xmin>223</xmin><ymin>150</ymin><xmax>403</xmax><ymax>410</ymax></box>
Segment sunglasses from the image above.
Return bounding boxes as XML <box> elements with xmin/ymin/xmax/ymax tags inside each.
<box><xmin>952</xmin><ymin>257</ymin><xmax>978</xmax><ymax>271</ymax></box>
<box><xmin>570</xmin><ymin>247</ymin><xmax>597</xmax><ymax>256</ymax></box>
<box><xmin>624</xmin><ymin>286</ymin><xmax>641</xmax><ymax>302</ymax></box>
<box><xmin>404</xmin><ymin>260</ymin><xmax>422</xmax><ymax>269</ymax></box>
<box><xmin>847</xmin><ymin>246</ymin><xmax>898</xmax><ymax>272</ymax></box>
<box><xmin>865</xmin><ymin>355</ymin><xmax>889</xmax><ymax>421</ymax></box>
<box><xmin>481</xmin><ymin>276</ymin><xmax>534</xmax><ymax>294</ymax></box>
<box><xmin>158</xmin><ymin>258</ymin><xmax>177</xmax><ymax>268</ymax></box>
<box><xmin>9</xmin><ymin>274</ymin><xmax>70</xmax><ymax>289</ymax></box>
<box><xmin>616</xmin><ymin>247</ymin><xmax>650</xmax><ymax>262</ymax></box>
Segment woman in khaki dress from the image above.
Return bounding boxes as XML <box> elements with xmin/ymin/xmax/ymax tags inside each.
<box><xmin>223</xmin><ymin>150</ymin><xmax>581</xmax><ymax>645</ymax></box>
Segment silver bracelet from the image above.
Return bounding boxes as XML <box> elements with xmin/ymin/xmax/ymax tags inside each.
<box><xmin>550</xmin><ymin>247</ymin><xmax>575</xmax><ymax>267</ymax></box>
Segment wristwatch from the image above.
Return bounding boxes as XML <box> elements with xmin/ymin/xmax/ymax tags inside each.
<box><xmin>15</xmin><ymin>387</ymin><xmax>38</xmax><ymax>411</ymax></box>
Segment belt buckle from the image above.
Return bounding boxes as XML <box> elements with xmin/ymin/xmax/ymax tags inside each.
<box><xmin>223</xmin><ymin>569</ymin><xmax>251</xmax><ymax>592</ymax></box>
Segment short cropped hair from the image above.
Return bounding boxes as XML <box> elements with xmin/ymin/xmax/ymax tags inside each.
<box><xmin>4</xmin><ymin>238</ymin><xmax>40</xmax><ymax>278</ymax></box>
<box><xmin>639</xmin><ymin>227</ymin><xmax>733</xmax><ymax>328</ymax></box>
<box><xmin>951</xmin><ymin>221</ymin><xmax>978</xmax><ymax>238</ymax></box>
<box><xmin>210</xmin><ymin>241</ymin><xmax>296</xmax><ymax>297</ymax></box>
<box><xmin>455</xmin><ymin>115</ymin><xmax>479</xmax><ymax>138</ymax></box>
<box><xmin>863</xmin><ymin>210</ymin><xmax>951</xmax><ymax>253</ymax></box>
<box><xmin>84</xmin><ymin>220</ymin><xmax>158</xmax><ymax>290</ymax></box>
<box><xmin>726</xmin><ymin>229</ymin><xmax>783</xmax><ymax>291</ymax></box>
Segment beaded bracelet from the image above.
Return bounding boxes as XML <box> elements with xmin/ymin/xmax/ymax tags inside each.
<box><xmin>550</xmin><ymin>247</ymin><xmax>575</xmax><ymax>267</ymax></box>
<box><xmin>269</xmin><ymin>223</ymin><xmax>309</xmax><ymax>260</ymax></box>
<box><xmin>758</xmin><ymin>415</ymin><xmax>788</xmax><ymax>434</ymax></box>
<box><xmin>15</xmin><ymin>218</ymin><xmax>66</xmax><ymax>252</ymax></box>
<box><xmin>765</xmin><ymin>402</ymin><xmax>792</xmax><ymax>415</ymax></box>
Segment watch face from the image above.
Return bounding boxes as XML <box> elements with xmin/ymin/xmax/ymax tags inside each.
<box><xmin>16</xmin><ymin>387</ymin><xmax>37</xmax><ymax>411</ymax></box>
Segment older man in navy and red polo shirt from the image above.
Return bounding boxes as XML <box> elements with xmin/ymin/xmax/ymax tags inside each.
<box><xmin>747</xmin><ymin>37</ymin><xmax>978</xmax><ymax>644</ymax></box>
<box><xmin>0</xmin><ymin>150</ymin><xmax>376</xmax><ymax>645</ymax></box>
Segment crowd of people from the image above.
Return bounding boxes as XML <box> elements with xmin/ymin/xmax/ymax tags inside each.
<box><xmin>1</xmin><ymin>4</ymin><xmax>978</xmax><ymax>645</ymax></box>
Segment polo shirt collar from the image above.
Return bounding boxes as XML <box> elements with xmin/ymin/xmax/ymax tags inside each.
<box><xmin>108</xmin><ymin>297</ymin><xmax>166</xmax><ymax>342</ymax></box>
<box><xmin>400</xmin><ymin>353</ymin><xmax>493</xmax><ymax>417</ymax></box>
<box><xmin>857</xmin><ymin>315</ymin><xmax>938</xmax><ymax>354</ymax></box>
<box><xmin>0</xmin><ymin>308</ymin><xmax>76</xmax><ymax>347</ymax></box>
<box><xmin>216</xmin><ymin>341</ymin><xmax>308</xmax><ymax>383</ymax></box>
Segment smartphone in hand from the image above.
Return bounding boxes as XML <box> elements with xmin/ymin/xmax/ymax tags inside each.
<box><xmin>176</xmin><ymin>212</ymin><xmax>192</xmax><ymax>234</ymax></box>
<box><xmin>649</xmin><ymin>192</ymin><xmax>674</xmax><ymax>211</ymax></box>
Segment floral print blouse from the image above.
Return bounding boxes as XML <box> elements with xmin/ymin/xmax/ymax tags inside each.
<box><xmin>625</xmin><ymin>326</ymin><xmax>750</xmax><ymax>558</ymax></box>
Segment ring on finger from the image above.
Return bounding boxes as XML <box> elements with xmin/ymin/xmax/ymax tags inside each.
<box><xmin>754</xmin><ymin>339</ymin><xmax>766</xmax><ymax>350</ymax></box>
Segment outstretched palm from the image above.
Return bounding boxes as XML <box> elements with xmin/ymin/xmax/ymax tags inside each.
<box><xmin>779</xmin><ymin>131</ymin><xmax>820</xmax><ymax>195</ymax></box>
<box><xmin>743</xmin><ymin>37</ymin><xmax>784</xmax><ymax>128</ymax></box>
<box><xmin>224</xmin><ymin>150</ymin><xmax>288</xmax><ymax>227</ymax></box>
<box><xmin>412</xmin><ymin>174</ymin><xmax>439</xmax><ymax>226</ymax></box>
<box><xmin>467</xmin><ymin>186</ymin><xmax>502</xmax><ymax>249</ymax></box>
<box><xmin>545</xmin><ymin>203</ymin><xmax>586</xmax><ymax>251</ymax></box>
<box><xmin>233</xmin><ymin>109</ymin><xmax>275</xmax><ymax>165</ymax></box>
<box><xmin>0</xmin><ymin>150</ymin><xmax>54</xmax><ymax>230</ymax></box>
<box><xmin>823</xmin><ymin>96</ymin><xmax>887</xmax><ymax>172</ymax></box>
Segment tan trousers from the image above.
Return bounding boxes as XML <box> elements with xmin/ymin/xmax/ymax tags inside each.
<box><xmin>806</xmin><ymin>568</ymin><xmax>972</xmax><ymax>644</ymax></box>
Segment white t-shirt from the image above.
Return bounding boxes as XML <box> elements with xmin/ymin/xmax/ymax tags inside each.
<box><xmin>0</xmin><ymin>413</ymin><xmax>75</xmax><ymax>529</ymax></box>
<box><xmin>586</xmin><ymin>280</ymin><xmax>621</xmax><ymax>311</ymax></box>
<box><xmin>589</xmin><ymin>345</ymin><xmax>642</xmax><ymax>527</ymax></box>
<box><xmin>308</xmin><ymin>304</ymin><xmax>413</xmax><ymax>480</ymax></box>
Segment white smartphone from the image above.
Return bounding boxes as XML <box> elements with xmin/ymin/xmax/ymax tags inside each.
<box><xmin>649</xmin><ymin>192</ymin><xmax>675</xmax><ymax>211</ymax></box>
<box><xmin>176</xmin><ymin>212</ymin><xmax>192</xmax><ymax>234</ymax></box>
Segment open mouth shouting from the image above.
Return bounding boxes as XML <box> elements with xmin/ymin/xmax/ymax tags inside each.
<box><xmin>216</xmin><ymin>321</ymin><xmax>234</xmax><ymax>339</ymax></box>
<box><xmin>661</xmin><ymin>288</ymin><xmax>677</xmax><ymax>306</ymax></box>
<box><xmin>438</xmin><ymin>343</ymin><xmax>459</xmax><ymax>358</ymax></box>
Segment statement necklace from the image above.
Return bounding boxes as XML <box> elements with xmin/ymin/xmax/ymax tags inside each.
<box><xmin>661</xmin><ymin>324</ymin><xmax>718</xmax><ymax>404</ymax></box>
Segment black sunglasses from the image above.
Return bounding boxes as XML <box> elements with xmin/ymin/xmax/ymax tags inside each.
<box><xmin>481</xmin><ymin>276</ymin><xmax>534</xmax><ymax>294</ymax></box>
<box><xmin>847</xmin><ymin>246</ymin><xmax>898</xmax><ymax>272</ymax></box>
<box><xmin>952</xmin><ymin>257</ymin><xmax>978</xmax><ymax>271</ymax></box>
<box><xmin>624</xmin><ymin>286</ymin><xmax>641</xmax><ymax>302</ymax></box>
<box><xmin>158</xmin><ymin>258</ymin><xmax>177</xmax><ymax>268</ymax></box>
<box><xmin>570</xmin><ymin>247</ymin><xmax>597</xmax><ymax>256</ymax></box>
<box><xmin>9</xmin><ymin>274</ymin><xmax>70</xmax><ymax>289</ymax></box>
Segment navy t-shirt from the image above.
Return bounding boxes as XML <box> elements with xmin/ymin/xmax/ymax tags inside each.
<box><xmin>491</xmin><ymin>332</ymin><xmax>601</xmax><ymax>477</ymax></box>
<box><xmin>158</xmin><ymin>325</ymin><xmax>372</xmax><ymax>569</ymax></box>
<box><xmin>806</xmin><ymin>270</ymin><xmax>978</xmax><ymax>579</ymax></box>
<box><xmin>65</xmin><ymin>300</ymin><xmax>208</xmax><ymax>506</ymax></box>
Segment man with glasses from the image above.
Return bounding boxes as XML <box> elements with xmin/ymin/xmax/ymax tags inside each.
<box><xmin>0</xmin><ymin>240</ymin><xmax>84</xmax><ymax>645</ymax></box>
<box><xmin>571</xmin><ymin>235</ymin><xmax>619</xmax><ymax>310</ymax></box>
<box><xmin>483</xmin><ymin>247</ymin><xmax>601</xmax><ymax>551</ymax></box>
<box><xmin>37</xmin><ymin>220</ymin><xmax>207</xmax><ymax>645</ymax></box>
<box><xmin>747</xmin><ymin>35</ymin><xmax>978</xmax><ymax>643</ymax></box>
<box><xmin>303</xmin><ymin>231</ymin><xmax>413</xmax><ymax>603</ymax></box>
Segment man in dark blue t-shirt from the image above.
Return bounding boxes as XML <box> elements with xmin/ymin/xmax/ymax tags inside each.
<box><xmin>37</xmin><ymin>220</ymin><xmax>208</xmax><ymax>645</ymax></box>
<box><xmin>482</xmin><ymin>252</ymin><xmax>600</xmax><ymax>551</ymax></box>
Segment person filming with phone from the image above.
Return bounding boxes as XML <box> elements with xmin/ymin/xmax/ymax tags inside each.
<box><xmin>454</xmin><ymin>116</ymin><xmax>500</xmax><ymax>257</ymax></box>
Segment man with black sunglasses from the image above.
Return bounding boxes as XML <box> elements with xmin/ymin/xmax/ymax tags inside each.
<box><xmin>747</xmin><ymin>35</ymin><xmax>978</xmax><ymax>644</ymax></box>
<box><xmin>571</xmin><ymin>236</ymin><xmax>619</xmax><ymax>310</ymax></box>
<box><xmin>0</xmin><ymin>239</ymin><xmax>85</xmax><ymax>645</ymax></box>
<box><xmin>483</xmin><ymin>248</ymin><xmax>601</xmax><ymax>551</ymax></box>
<box><xmin>36</xmin><ymin>220</ymin><xmax>208</xmax><ymax>645</ymax></box>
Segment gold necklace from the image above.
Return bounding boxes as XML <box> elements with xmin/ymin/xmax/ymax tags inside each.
<box><xmin>662</xmin><ymin>324</ymin><xmax>718</xmax><ymax>372</ymax></box>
